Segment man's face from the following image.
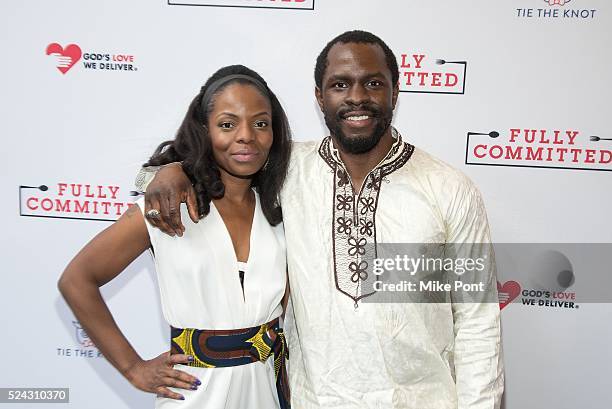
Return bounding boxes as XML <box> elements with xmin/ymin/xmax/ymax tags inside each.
<box><xmin>316</xmin><ymin>42</ymin><xmax>398</xmax><ymax>154</ymax></box>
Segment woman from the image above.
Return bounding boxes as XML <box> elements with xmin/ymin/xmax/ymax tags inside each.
<box><xmin>58</xmin><ymin>65</ymin><xmax>292</xmax><ymax>409</ymax></box>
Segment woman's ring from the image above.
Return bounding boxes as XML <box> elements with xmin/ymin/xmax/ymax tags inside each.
<box><xmin>146</xmin><ymin>209</ymin><xmax>161</xmax><ymax>219</ymax></box>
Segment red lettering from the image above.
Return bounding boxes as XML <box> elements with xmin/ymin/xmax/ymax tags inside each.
<box><xmin>85</xmin><ymin>184</ymin><xmax>95</xmax><ymax>198</ymax></box>
<box><xmin>489</xmin><ymin>145</ymin><xmax>503</xmax><ymax>159</ymax></box>
<box><xmin>100</xmin><ymin>202</ymin><xmax>111</xmax><ymax>215</ymax></box>
<box><xmin>403</xmin><ymin>71</ymin><xmax>415</xmax><ymax>85</ymax></box>
<box><xmin>58</xmin><ymin>183</ymin><xmax>68</xmax><ymax>196</ymax></box>
<box><xmin>566</xmin><ymin>130</ymin><xmax>578</xmax><ymax>145</ymax></box>
<box><xmin>41</xmin><ymin>198</ymin><xmax>53</xmax><ymax>211</ymax></box>
<box><xmin>112</xmin><ymin>54</ymin><xmax>134</xmax><ymax>62</ymax></box>
<box><xmin>474</xmin><ymin>144</ymin><xmax>487</xmax><ymax>158</ymax></box>
<box><xmin>55</xmin><ymin>199</ymin><xmax>71</xmax><ymax>213</ymax></box>
<box><xmin>552</xmin><ymin>292</ymin><xmax>575</xmax><ymax>300</ymax></box>
<box><xmin>417</xmin><ymin>72</ymin><xmax>428</xmax><ymax>86</ymax></box>
<box><xmin>27</xmin><ymin>197</ymin><xmax>38</xmax><ymax>210</ymax></box>
<box><xmin>400</xmin><ymin>54</ymin><xmax>411</xmax><ymax>68</ymax></box>
<box><xmin>444</xmin><ymin>73</ymin><xmax>458</xmax><ymax>87</ymax></box>
<box><xmin>526</xmin><ymin>147</ymin><xmax>543</xmax><ymax>161</ymax></box>
<box><xmin>74</xmin><ymin>200</ymin><xmax>90</xmax><ymax>214</ymax></box>
<box><xmin>413</xmin><ymin>54</ymin><xmax>425</xmax><ymax>69</ymax></box>
<box><xmin>71</xmin><ymin>183</ymin><xmax>82</xmax><ymax>196</ymax></box>
<box><xmin>113</xmin><ymin>202</ymin><xmax>126</xmax><ymax>215</ymax></box>
<box><xmin>431</xmin><ymin>72</ymin><xmax>442</xmax><ymax>87</ymax></box>
<box><xmin>108</xmin><ymin>186</ymin><xmax>120</xmax><ymax>199</ymax></box>
<box><xmin>509</xmin><ymin>129</ymin><xmax>520</xmax><ymax>143</ymax></box>
<box><xmin>584</xmin><ymin>149</ymin><xmax>596</xmax><ymax>163</ymax></box>
<box><xmin>505</xmin><ymin>145</ymin><xmax>523</xmax><ymax>160</ymax></box>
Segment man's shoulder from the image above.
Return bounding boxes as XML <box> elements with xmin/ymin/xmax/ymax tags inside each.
<box><xmin>401</xmin><ymin>146</ymin><xmax>489</xmax><ymax>229</ymax></box>
<box><xmin>291</xmin><ymin>140</ymin><xmax>320</xmax><ymax>155</ymax></box>
<box><xmin>288</xmin><ymin>139</ymin><xmax>323</xmax><ymax>168</ymax></box>
<box><xmin>406</xmin><ymin>146</ymin><xmax>473</xmax><ymax>186</ymax></box>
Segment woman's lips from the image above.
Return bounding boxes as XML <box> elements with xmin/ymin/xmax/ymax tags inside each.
<box><xmin>231</xmin><ymin>151</ymin><xmax>259</xmax><ymax>162</ymax></box>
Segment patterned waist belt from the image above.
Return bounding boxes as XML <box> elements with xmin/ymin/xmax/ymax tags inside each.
<box><xmin>170</xmin><ymin>317</ymin><xmax>290</xmax><ymax>409</ymax></box>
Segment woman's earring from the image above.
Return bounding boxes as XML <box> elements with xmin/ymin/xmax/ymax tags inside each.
<box><xmin>262</xmin><ymin>157</ymin><xmax>270</xmax><ymax>171</ymax></box>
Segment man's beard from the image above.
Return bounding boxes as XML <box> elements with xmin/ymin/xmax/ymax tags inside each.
<box><xmin>323</xmin><ymin>103</ymin><xmax>393</xmax><ymax>154</ymax></box>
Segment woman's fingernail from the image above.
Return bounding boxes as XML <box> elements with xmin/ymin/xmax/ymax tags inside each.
<box><xmin>195</xmin><ymin>379</ymin><xmax>201</xmax><ymax>386</ymax></box>
<box><xmin>180</xmin><ymin>396</ymin><xmax>185</xmax><ymax>400</ymax></box>
<box><xmin>191</xmin><ymin>385</ymin><xmax>198</xmax><ymax>390</ymax></box>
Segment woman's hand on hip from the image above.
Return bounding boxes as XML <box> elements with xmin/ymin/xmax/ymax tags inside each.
<box><xmin>125</xmin><ymin>351</ymin><xmax>201</xmax><ymax>400</ymax></box>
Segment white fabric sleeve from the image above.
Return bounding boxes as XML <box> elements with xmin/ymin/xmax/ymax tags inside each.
<box><xmin>445</xmin><ymin>179</ymin><xmax>505</xmax><ymax>409</ymax></box>
<box><xmin>134</xmin><ymin>166</ymin><xmax>159</xmax><ymax>193</ymax></box>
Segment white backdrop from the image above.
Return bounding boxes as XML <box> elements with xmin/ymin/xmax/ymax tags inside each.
<box><xmin>1</xmin><ymin>1</ymin><xmax>610</xmax><ymax>408</ymax></box>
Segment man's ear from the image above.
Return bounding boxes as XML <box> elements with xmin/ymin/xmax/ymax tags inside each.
<box><xmin>392</xmin><ymin>81</ymin><xmax>399</xmax><ymax>109</ymax></box>
<box><xmin>315</xmin><ymin>86</ymin><xmax>324</xmax><ymax>112</ymax></box>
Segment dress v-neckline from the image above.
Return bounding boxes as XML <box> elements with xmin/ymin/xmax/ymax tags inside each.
<box><xmin>210</xmin><ymin>191</ymin><xmax>258</xmax><ymax>266</ymax></box>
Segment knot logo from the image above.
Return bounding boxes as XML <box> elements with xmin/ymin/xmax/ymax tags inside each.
<box><xmin>46</xmin><ymin>43</ymin><xmax>82</xmax><ymax>74</ymax></box>
<box><xmin>73</xmin><ymin>321</ymin><xmax>95</xmax><ymax>348</ymax></box>
<box><xmin>56</xmin><ymin>319</ymin><xmax>103</xmax><ymax>358</ymax></box>
<box><xmin>517</xmin><ymin>0</ymin><xmax>595</xmax><ymax>19</ymax></box>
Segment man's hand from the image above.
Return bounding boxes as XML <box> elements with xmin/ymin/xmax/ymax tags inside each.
<box><xmin>144</xmin><ymin>163</ymin><xmax>199</xmax><ymax>236</ymax></box>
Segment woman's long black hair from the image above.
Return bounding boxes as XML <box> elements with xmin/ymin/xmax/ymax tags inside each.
<box><xmin>144</xmin><ymin>65</ymin><xmax>292</xmax><ymax>226</ymax></box>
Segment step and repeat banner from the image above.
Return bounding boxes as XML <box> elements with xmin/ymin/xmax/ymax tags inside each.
<box><xmin>1</xmin><ymin>1</ymin><xmax>610</xmax><ymax>408</ymax></box>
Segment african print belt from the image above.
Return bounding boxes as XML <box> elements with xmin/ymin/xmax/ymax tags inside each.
<box><xmin>170</xmin><ymin>317</ymin><xmax>290</xmax><ymax>409</ymax></box>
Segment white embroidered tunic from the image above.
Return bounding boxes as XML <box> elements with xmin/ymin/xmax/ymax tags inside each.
<box><xmin>280</xmin><ymin>129</ymin><xmax>504</xmax><ymax>409</ymax></box>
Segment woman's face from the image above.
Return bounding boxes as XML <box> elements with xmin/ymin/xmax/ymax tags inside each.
<box><xmin>207</xmin><ymin>82</ymin><xmax>273</xmax><ymax>180</ymax></box>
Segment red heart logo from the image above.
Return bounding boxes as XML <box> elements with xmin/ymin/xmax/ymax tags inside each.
<box><xmin>46</xmin><ymin>43</ymin><xmax>82</xmax><ymax>74</ymax></box>
<box><xmin>497</xmin><ymin>280</ymin><xmax>521</xmax><ymax>310</ymax></box>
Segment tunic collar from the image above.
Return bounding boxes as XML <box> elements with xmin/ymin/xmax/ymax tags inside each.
<box><xmin>318</xmin><ymin>127</ymin><xmax>411</xmax><ymax>178</ymax></box>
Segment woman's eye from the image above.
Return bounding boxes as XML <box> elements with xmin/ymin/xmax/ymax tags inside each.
<box><xmin>368</xmin><ymin>80</ymin><xmax>382</xmax><ymax>87</ymax></box>
<box><xmin>219</xmin><ymin>122</ymin><xmax>234</xmax><ymax>129</ymax></box>
<box><xmin>333</xmin><ymin>82</ymin><xmax>348</xmax><ymax>89</ymax></box>
<box><xmin>254</xmin><ymin>120</ymin><xmax>269</xmax><ymax>128</ymax></box>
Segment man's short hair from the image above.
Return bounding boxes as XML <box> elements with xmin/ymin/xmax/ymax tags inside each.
<box><xmin>314</xmin><ymin>30</ymin><xmax>399</xmax><ymax>89</ymax></box>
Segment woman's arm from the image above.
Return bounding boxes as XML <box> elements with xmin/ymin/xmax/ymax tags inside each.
<box><xmin>58</xmin><ymin>205</ymin><xmax>199</xmax><ymax>400</ymax></box>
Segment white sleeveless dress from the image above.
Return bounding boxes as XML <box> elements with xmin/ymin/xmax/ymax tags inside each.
<box><xmin>136</xmin><ymin>192</ymin><xmax>286</xmax><ymax>409</ymax></box>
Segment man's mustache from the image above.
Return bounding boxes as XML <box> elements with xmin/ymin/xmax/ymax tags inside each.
<box><xmin>336</xmin><ymin>104</ymin><xmax>381</xmax><ymax>118</ymax></box>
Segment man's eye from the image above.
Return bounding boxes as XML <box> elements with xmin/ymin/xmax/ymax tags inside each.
<box><xmin>254</xmin><ymin>120</ymin><xmax>269</xmax><ymax>128</ymax></box>
<box><xmin>368</xmin><ymin>80</ymin><xmax>382</xmax><ymax>87</ymax></box>
<box><xmin>219</xmin><ymin>122</ymin><xmax>234</xmax><ymax>129</ymax></box>
<box><xmin>332</xmin><ymin>82</ymin><xmax>348</xmax><ymax>89</ymax></box>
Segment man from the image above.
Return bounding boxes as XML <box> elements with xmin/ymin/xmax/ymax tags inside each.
<box><xmin>137</xmin><ymin>31</ymin><xmax>504</xmax><ymax>409</ymax></box>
